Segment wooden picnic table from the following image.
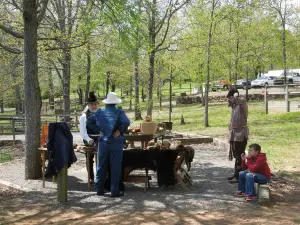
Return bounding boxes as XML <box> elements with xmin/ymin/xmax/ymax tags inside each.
<box><xmin>38</xmin><ymin>147</ymin><xmax>55</xmax><ymax>188</ymax></box>
<box><xmin>124</xmin><ymin>133</ymin><xmax>164</xmax><ymax>149</ymax></box>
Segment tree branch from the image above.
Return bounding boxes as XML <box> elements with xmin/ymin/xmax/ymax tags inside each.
<box><xmin>37</xmin><ymin>0</ymin><xmax>50</xmax><ymax>24</ymax></box>
<box><xmin>0</xmin><ymin>42</ymin><xmax>22</xmax><ymax>54</ymax></box>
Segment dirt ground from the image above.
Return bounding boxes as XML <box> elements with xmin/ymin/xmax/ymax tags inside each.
<box><xmin>1</xmin><ymin>176</ymin><xmax>299</xmax><ymax>225</ymax></box>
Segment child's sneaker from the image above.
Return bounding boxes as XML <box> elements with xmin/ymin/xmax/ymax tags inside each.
<box><xmin>246</xmin><ymin>195</ymin><xmax>257</xmax><ymax>201</ymax></box>
<box><xmin>236</xmin><ymin>191</ymin><xmax>246</xmax><ymax>197</ymax></box>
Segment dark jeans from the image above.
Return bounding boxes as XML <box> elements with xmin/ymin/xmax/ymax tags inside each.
<box><xmin>232</xmin><ymin>140</ymin><xmax>247</xmax><ymax>179</ymax></box>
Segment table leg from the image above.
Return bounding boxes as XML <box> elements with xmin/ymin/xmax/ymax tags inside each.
<box><xmin>87</xmin><ymin>151</ymin><xmax>91</xmax><ymax>190</ymax></box>
<box><xmin>146</xmin><ymin>168</ymin><xmax>150</xmax><ymax>188</ymax></box>
<box><xmin>130</xmin><ymin>141</ymin><xmax>134</xmax><ymax>148</ymax></box>
<box><xmin>95</xmin><ymin>153</ymin><xmax>98</xmax><ymax>170</ymax></box>
<box><xmin>42</xmin><ymin>152</ymin><xmax>46</xmax><ymax>188</ymax></box>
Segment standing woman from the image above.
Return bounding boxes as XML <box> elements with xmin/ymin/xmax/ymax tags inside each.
<box><xmin>89</xmin><ymin>92</ymin><xmax>130</xmax><ymax>197</ymax></box>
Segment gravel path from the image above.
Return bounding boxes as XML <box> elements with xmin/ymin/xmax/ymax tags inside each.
<box><xmin>0</xmin><ymin>143</ymin><xmax>260</xmax><ymax>215</ymax></box>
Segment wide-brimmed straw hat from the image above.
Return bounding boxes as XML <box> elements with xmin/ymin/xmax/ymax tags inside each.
<box><xmin>102</xmin><ymin>92</ymin><xmax>122</xmax><ymax>104</ymax></box>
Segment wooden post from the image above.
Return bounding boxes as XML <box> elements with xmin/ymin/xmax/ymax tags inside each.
<box><xmin>264</xmin><ymin>86</ymin><xmax>268</xmax><ymax>114</ymax></box>
<box><xmin>87</xmin><ymin>151</ymin><xmax>91</xmax><ymax>190</ymax></box>
<box><xmin>41</xmin><ymin>151</ymin><xmax>46</xmax><ymax>188</ymax></box>
<box><xmin>286</xmin><ymin>85</ymin><xmax>290</xmax><ymax>113</ymax></box>
<box><xmin>12</xmin><ymin>118</ymin><xmax>15</xmax><ymax>145</ymax></box>
<box><xmin>57</xmin><ymin>164</ymin><xmax>68</xmax><ymax>202</ymax></box>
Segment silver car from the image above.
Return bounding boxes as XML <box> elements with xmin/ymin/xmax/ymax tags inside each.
<box><xmin>251</xmin><ymin>76</ymin><xmax>275</xmax><ymax>88</ymax></box>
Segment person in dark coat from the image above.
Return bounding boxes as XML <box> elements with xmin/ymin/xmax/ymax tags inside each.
<box><xmin>88</xmin><ymin>92</ymin><xmax>130</xmax><ymax>197</ymax></box>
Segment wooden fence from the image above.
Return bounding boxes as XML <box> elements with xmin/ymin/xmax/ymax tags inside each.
<box><xmin>0</xmin><ymin>114</ymin><xmax>82</xmax><ymax>144</ymax></box>
<box><xmin>264</xmin><ymin>84</ymin><xmax>300</xmax><ymax>114</ymax></box>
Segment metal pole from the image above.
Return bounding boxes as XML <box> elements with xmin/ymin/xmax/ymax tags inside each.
<box><xmin>286</xmin><ymin>85</ymin><xmax>289</xmax><ymax>112</ymax></box>
<box><xmin>264</xmin><ymin>86</ymin><xmax>268</xmax><ymax>114</ymax></box>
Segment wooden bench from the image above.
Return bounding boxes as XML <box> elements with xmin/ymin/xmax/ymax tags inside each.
<box><xmin>255</xmin><ymin>183</ymin><xmax>270</xmax><ymax>204</ymax></box>
<box><xmin>124</xmin><ymin>175</ymin><xmax>152</xmax><ymax>192</ymax></box>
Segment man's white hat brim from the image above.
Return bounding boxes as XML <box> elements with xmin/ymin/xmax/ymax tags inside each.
<box><xmin>102</xmin><ymin>99</ymin><xmax>122</xmax><ymax>104</ymax></box>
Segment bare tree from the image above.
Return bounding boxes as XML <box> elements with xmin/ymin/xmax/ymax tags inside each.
<box><xmin>204</xmin><ymin>0</ymin><xmax>220</xmax><ymax>127</ymax></box>
<box><xmin>267</xmin><ymin>0</ymin><xmax>294</xmax><ymax>83</ymax></box>
<box><xmin>146</xmin><ymin>0</ymin><xmax>189</xmax><ymax>117</ymax></box>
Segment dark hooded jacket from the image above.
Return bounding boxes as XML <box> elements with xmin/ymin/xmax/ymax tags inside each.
<box><xmin>242</xmin><ymin>152</ymin><xmax>271</xmax><ymax>179</ymax></box>
<box><xmin>46</xmin><ymin>122</ymin><xmax>77</xmax><ymax>176</ymax></box>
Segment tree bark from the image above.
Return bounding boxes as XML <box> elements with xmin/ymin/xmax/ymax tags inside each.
<box><xmin>147</xmin><ymin>51</ymin><xmax>155</xmax><ymax>116</ymax></box>
<box><xmin>282</xmin><ymin>25</ymin><xmax>287</xmax><ymax>83</ymax></box>
<box><xmin>106</xmin><ymin>72</ymin><xmax>110</xmax><ymax>96</ymax></box>
<box><xmin>0</xmin><ymin>98</ymin><xmax>4</xmax><ymax>113</ymax></box>
<box><xmin>129</xmin><ymin>76</ymin><xmax>132</xmax><ymax>111</ymax></box>
<box><xmin>134</xmin><ymin>59</ymin><xmax>142</xmax><ymax>120</ymax></box>
<box><xmin>85</xmin><ymin>43</ymin><xmax>91</xmax><ymax>103</ymax></box>
<box><xmin>204</xmin><ymin>1</ymin><xmax>216</xmax><ymax>128</ymax></box>
<box><xmin>111</xmin><ymin>83</ymin><xmax>116</xmax><ymax>92</ymax></box>
<box><xmin>48</xmin><ymin>69</ymin><xmax>55</xmax><ymax>110</ymax></box>
<box><xmin>62</xmin><ymin>47</ymin><xmax>71</xmax><ymax>117</ymax></box>
<box><xmin>11</xmin><ymin>66</ymin><xmax>22</xmax><ymax>115</ymax></box>
<box><xmin>23</xmin><ymin>0</ymin><xmax>42</xmax><ymax>179</ymax></box>
<box><xmin>147</xmin><ymin>0</ymin><xmax>156</xmax><ymax>117</ymax></box>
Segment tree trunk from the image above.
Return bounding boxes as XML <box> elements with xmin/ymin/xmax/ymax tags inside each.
<box><xmin>147</xmin><ymin>51</ymin><xmax>155</xmax><ymax>117</ymax></box>
<box><xmin>111</xmin><ymin>83</ymin><xmax>116</xmax><ymax>92</ymax></box>
<box><xmin>282</xmin><ymin>25</ymin><xmax>287</xmax><ymax>84</ymax></box>
<box><xmin>77</xmin><ymin>88</ymin><xmax>83</xmax><ymax>106</ymax></box>
<box><xmin>106</xmin><ymin>72</ymin><xmax>110</xmax><ymax>96</ymax></box>
<box><xmin>204</xmin><ymin>2</ymin><xmax>216</xmax><ymax>128</ymax></box>
<box><xmin>23</xmin><ymin>0</ymin><xmax>42</xmax><ymax>179</ymax></box>
<box><xmin>11</xmin><ymin>69</ymin><xmax>22</xmax><ymax>115</ymax></box>
<box><xmin>48</xmin><ymin>70</ymin><xmax>55</xmax><ymax>110</ymax></box>
<box><xmin>85</xmin><ymin>44</ymin><xmax>91</xmax><ymax>103</ymax></box>
<box><xmin>0</xmin><ymin>98</ymin><xmax>4</xmax><ymax>113</ymax></box>
<box><xmin>62</xmin><ymin>48</ymin><xmax>71</xmax><ymax>117</ymax></box>
<box><xmin>169</xmin><ymin>68</ymin><xmax>173</xmax><ymax>122</ymax></box>
<box><xmin>142</xmin><ymin>85</ymin><xmax>145</xmax><ymax>102</ymax></box>
<box><xmin>134</xmin><ymin>59</ymin><xmax>142</xmax><ymax>120</ymax></box>
<box><xmin>147</xmin><ymin>0</ymin><xmax>156</xmax><ymax>117</ymax></box>
<box><xmin>129</xmin><ymin>76</ymin><xmax>132</xmax><ymax>111</ymax></box>
<box><xmin>234</xmin><ymin>40</ymin><xmax>239</xmax><ymax>88</ymax></box>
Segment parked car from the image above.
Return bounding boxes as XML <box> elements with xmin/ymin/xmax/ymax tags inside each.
<box><xmin>251</xmin><ymin>76</ymin><xmax>275</xmax><ymax>88</ymax></box>
<box><xmin>286</xmin><ymin>72</ymin><xmax>300</xmax><ymax>84</ymax></box>
<box><xmin>212</xmin><ymin>78</ymin><xmax>231</xmax><ymax>91</ymax></box>
<box><xmin>273</xmin><ymin>76</ymin><xmax>284</xmax><ymax>85</ymax></box>
<box><xmin>235</xmin><ymin>79</ymin><xmax>252</xmax><ymax>90</ymax></box>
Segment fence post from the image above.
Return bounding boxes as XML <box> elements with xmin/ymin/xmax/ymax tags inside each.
<box><xmin>286</xmin><ymin>85</ymin><xmax>290</xmax><ymax>113</ymax></box>
<box><xmin>57</xmin><ymin>163</ymin><xmax>68</xmax><ymax>202</ymax></box>
<box><xmin>264</xmin><ymin>86</ymin><xmax>268</xmax><ymax>114</ymax></box>
<box><xmin>12</xmin><ymin>118</ymin><xmax>15</xmax><ymax>145</ymax></box>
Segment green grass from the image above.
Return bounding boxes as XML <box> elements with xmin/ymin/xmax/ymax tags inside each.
<box><xmin>0</xmin><ymin>151</ymin><xmax>13</xmax><ymax>163</ymax></box>
<box><xmin>130</xmin><ymin>102</ymin><xmax>300</xmax><ymax>177</ymax></box>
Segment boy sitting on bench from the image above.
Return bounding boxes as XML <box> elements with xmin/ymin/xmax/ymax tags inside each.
<box><xmin>237</xmin><ymin>143</ymin><xmax>271</xmax><ymax>201</ymax></box>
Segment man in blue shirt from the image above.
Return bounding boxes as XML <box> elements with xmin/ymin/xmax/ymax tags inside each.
<box><xmin>87</xmin><ymin>92</ymin><xmax>130</xmax><ymax>197</ymax></box>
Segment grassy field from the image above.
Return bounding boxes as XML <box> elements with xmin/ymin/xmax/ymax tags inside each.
<box><xmin>129</xmin><ymin>102</ymin><xmax>300</xmax><ymax>177</ymax></box>
<box><xmin>1</xmin><ymin>98</ymin><xmax>300</xmax><ymax>178</ymax></box>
